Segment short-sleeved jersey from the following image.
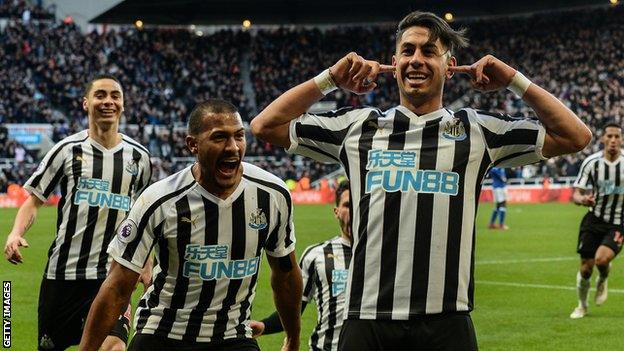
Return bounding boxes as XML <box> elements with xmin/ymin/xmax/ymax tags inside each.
<box><xmin>489</xmin><ymin>167</ymin><xmax>507</xmax><ymax>188</ymax></box>
<box><xmin>288</xmin><ymin>105</ymin><xmax>545</xmax><ymax>319</ymax></box>
<box><xmin>108</xmin><ymin>163</ymin><xmax>295</xmax><ymax>342</ymax></box>
<box><xmin>23</xmin><ymin>130</ymin><xmax>151</xmax><ymax>280</ymax></box>
<box><xmin>573</xmin><ymin>151</ymin><xmax>624</xmax><ymax>225</ymax></box>
<box><xmin>300</xmin><ymin>236</ymin><xmax>351</xmax><ymax>351</ymax></box>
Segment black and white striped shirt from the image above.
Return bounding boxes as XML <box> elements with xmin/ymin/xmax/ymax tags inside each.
<box><xmin>300</xmin><ymin>236</ymin><xmax>351</xmax><ymax>351</ymax></box>
<box><xmin>108</xmin><ymin>163</ymin><xmax>295</xmax><ymax>342</ymax></box>
<box><xmin>574</xmin><ymin>151</ymin><xmax>624</xmax><ymax>225</ymax></box>
<box><xmin>288</xmin><ymin>105</ymin><xmax>546</xmax><ymax>319</ymax></box>
<box><xmin>23</xmin><ymin>130</ymin><xmax>151</xmax><ymax>280</ymax></box>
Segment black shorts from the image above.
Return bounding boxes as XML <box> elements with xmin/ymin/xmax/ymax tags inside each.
<box><xmin>38</xmin><ymin>278</ymin><xmax>131</xmax><ymax>351</ymax></box>
<box><xmin>338</xmin><ymin>313</ymin><xmax>478</xmax><ymax>351</ymax></box>
<box><xmin>129</xmin><ymin>334</ymin><xmax>260</xmax><ymax>351</ymax></box>
<box><xmin>577</xmin><ymin>212</ymin><xmax>624</xmax><ymax>259</ymax></box>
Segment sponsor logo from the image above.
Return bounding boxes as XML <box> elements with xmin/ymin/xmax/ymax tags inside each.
<box><xmin>74</xmin><ymin>177</ymin><xmax>131</xmax><ymax>211</ymax></box>
<box><xmin>181</xmin><ymin>216</ymin><xmax>198</xmax><ymax>228</ymax></box>
<box><xmin>125</xmin><ymin>159</ymin><xmax>139</xmax><ymax>176</ymax></box>
<box><xmin>597</xmin><ymin>180</ymin><xmax>624</xmax><ymax>195</ymax></box>
<box><xmin>331</xmin><ymin>269</ymin><xmax>348</xmax><ymax>297</ymax></box>
<box><xmin>183</xmin><ymin>244</ymin><xmax>260</xmax><ymax>281</ymax></box>
<box><xmin>75</xmin><ymin>155</ymin><xmax>87</xmax><ymax>164</ymax></box>
<box><xmin>117</xmin><ymin>219</ymin><xmax>138</xmax><ymax>244</ymax></box>
<box><xmin>249</xmin><ymin>209</ymin><xmax>268</xmax><ymax>230</ymax></box>
<box><xmin>441</xmin><ymin>117</ymin><xmax>467</xmax><ymax>141</ymax></box>
<box><xmin>365</xmin><ymin>149</ymin><xmax>459</xmax><ymax>195</ymax></box>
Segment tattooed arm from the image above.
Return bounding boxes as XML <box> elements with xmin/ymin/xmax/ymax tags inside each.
<box><xmin>4</xmin><ymin>195</ymin><xmax>44</xmax><ymax>264</ymax></box>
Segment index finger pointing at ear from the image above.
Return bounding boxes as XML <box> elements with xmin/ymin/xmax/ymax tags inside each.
<box><xmin>379</xmin><ymin>64</ymin><xmax>395</xmax><ymax>73</ymax></box>
<box><xmin>447</xmin><ymin>65</ymin><xmax>472</xmax><ymax>73</ymax></box>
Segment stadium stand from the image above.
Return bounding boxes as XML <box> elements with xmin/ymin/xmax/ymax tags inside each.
<box><xmin>1</xmin><ymin>3</ymin><xmax>622</xmax><ymax>185</ymax></box>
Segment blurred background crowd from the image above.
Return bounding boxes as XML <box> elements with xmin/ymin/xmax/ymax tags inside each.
<box><xmin>1</xmin><ymin>0</ymin><xmax>622</xmax><ymax>192</ymax></box>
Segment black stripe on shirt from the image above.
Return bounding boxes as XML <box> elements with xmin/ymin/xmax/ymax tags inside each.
<box><xmin>322</xmin><ymin>243</ymin><xmax>337</xmax><ymax>351</ymax></box>
<box><xmin>212</xmin><ymin>194</ymin><xmax>247</xmax><ymax>341</ymax></box>
<box><xmin>348</xmin><ymin>111</ymin><xmax>379</xmax><ymax>317</ymax></box>
<box><xmin>76</xmin><ymin>147</ymin><xmax>104</xmax><ymax>279</ymax></box>
<box><xmin>55</xmin><ymin>144</ymin><xmax>83</xmax><ymax>279</ymax></box>
<box><xmin>410</xmin><ymin>118</ymin><xmax>441</xmax><ymax>315</ymax></box>
<box><xmin>609</xmin><ymin>163</ymin><xmax>621</xmax><ymax>224</ymax></box>
<box><xmin>296</xmin><ymin>123</ymin><xmax>351</xmax><ymax>146</ymax></box>
<box><xmin>97</xmin><ymin>150</ymin><xmax>125</xmax><ymax>278</ymax></box>
<box><xmin>442</xmin><ymin>110</ymin><xmax>471</xmax><ymax>311</ymax></box>
<box><xmin>599</xmin><ymin>163</ymin><xmax>610</xmax><ymax>220</ymax></box>
<box><xmin>155</xmin><ymin>196</ymin><xmax>193</xmax><ymax>337</ymax></box>
<box><xmin>183</xmin><ymin>197</ymin><xmax>219</xmax><ymax>341</ymax></box>
<box><xmin>136</xmin><ymin>221</ymin><xmax>166</xmax><ymax>330</ymax></box>
<box><xmin>376</xmin><ymin>110</ymin><xmax>410</xmax><ymax>313</ymax></box>
<box><xmin>481</xmin><ymin>125</ymin><xmax>539</xmax><ymax>149</ymax></box>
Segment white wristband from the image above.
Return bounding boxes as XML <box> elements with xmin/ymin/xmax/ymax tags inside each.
<box><xmin>507</xmin><ymin>71</ymin><xmax>532</xmax><ymax>98</ymax></box>
<box><xmin>313</xmin><ymin>69</ymin><xmax>338</xmax><ymax>96</ymax></box>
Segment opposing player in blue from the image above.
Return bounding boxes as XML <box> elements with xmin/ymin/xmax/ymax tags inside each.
<box><xmin>488</xmin><ymin>167</ymin><xmax>509</xmax><ymax>230</ymax></box>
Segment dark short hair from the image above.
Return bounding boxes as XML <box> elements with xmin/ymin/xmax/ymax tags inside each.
<box><xmin>396</xmin><ymin>11</ymin><xmax>469</xmax><ymax>56</ymax></box>
<box><xmin>335</xmin><ymin>180</ymin><xmax>350</xmax><ymax>206</ymax></box>
<box><xmin>602</xmin><ymin>120</ymin><xmax>621</xmax><ymax>132</ymax></box>
<box><xmin>84</xmin><ymin>74</ymin><xmax>122</xmax><ymax>96</ymax></box>
<box><xmin>187</xmin><ymin>99</ymin><xmax>239</xmax><ymax>135</ymax></box>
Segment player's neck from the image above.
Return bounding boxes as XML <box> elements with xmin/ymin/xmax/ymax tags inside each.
<box><xmin>88</xmin><ymin>123</ymin><xmax>121</xmax><ymax>149</ymax></box>
<box><xmin>399</xmin><ymin>96</ymin><xmax>443</xmax><ymax>116</ymax></box>
<box><xmin>604</xmin><ymin>151</ymin><xmax>620</xmax><ymax>163</ymax></box>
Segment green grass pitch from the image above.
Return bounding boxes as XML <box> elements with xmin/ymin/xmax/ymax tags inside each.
<box><xmin>2</xmin><ymin>203</ymin><xmax>623</xmax><ymax>350</ymax></box>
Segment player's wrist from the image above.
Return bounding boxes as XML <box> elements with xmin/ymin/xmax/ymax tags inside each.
<box><xmin>506</xmin><ymin>70</ymin><xmax>532</xmax><ymax>98</ymax></box>
<box><xmin>313</xmin><ymin>68</ymin><xmax>338</xmax><ymax>96</ymax></box>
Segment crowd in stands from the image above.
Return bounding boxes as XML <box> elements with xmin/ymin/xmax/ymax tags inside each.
<box><xmin>1</xmin><ymin>1</ymin><xmax>622</xmax><ymax>189</ymax></box>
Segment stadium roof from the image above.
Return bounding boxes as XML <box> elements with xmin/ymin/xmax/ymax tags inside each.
<box><xmin>91</xmin><ymin>0</ymin><xmax>611</xmax><ymax>25</ymax></box>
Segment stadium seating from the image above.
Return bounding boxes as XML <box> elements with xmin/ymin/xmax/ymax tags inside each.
<box><xmin>1</xmin><ymin>3</ymin><xmax>622</xmax><ymax>185</ymax></box>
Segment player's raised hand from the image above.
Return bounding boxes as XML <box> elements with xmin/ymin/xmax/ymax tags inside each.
<box><xmin>249</xmin><ymin>320</ymin><xmax>265</xmax><ymax>338</ymax></box>
<box><xmin>449</xmin><ymin>54</ymin><xmax>517</xmax><ymax>92</ymax></box>
<box><xmin>329</xmin><ymin>52</ymin><xmax>394</xmax><ymax>95</ymax></box>
<box><xmin>4</xmin><ymin>234</ymin><xmax>29</xmax><ymax>264</ymax></box>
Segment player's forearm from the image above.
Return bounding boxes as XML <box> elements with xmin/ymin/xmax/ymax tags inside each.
<box><xmin>9</xmin><ymin>196</ymin><xmax>42</xmax><ymax>237</ymax></box>
<box><xmin>79</xmin><ymin>263</ymin><xmax>138</xmax><ymax>351</ymax></box>
<box><xmin>521</xmin><ymin>84</ymin><xmax>591</xmax><ymax>157</ymax></box>
<box><xmin>79</xmin><ymin>283</ymin><xmax>131</xmax><ymax>350</ymax></box>
<box><xmin>271</xmin><ymin>266</ymin><xmax>303</xmax><ymax>345</ymax></box>
<box><xmin>251</xmin><ymin>79</ymin><xmax>324</xmax><ymax>147</ymax></box>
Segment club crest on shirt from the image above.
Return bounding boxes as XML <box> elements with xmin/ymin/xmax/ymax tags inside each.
<box><xmin>125</xmin><ymin>159</ymin><xmax>139</xmax><ymax>176</ymax></box>
<box><xmin>249</xmin><ymin>208</ymin><xmax>267</xmax><ymax>230</ymax></box>
<box><xmin>442</xmin><ymin>117</ymin><xmax>467</xmax><ymax>141</ymax></box>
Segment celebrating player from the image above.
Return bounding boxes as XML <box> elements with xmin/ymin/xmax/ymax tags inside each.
<box><xmin>569</xmin><ymin>122</ymin><xmax>624</xmax><ymax>319</ymax></box>
<box><xmin>79</xmin><ymin>99</ymin><xmax>302</xmax><ymax>351</ymax></box>
<box><xmin>250</xmin><ymin>11</ymin><xmax>591</xmax><ymax>350</ymax></box>
<box><xmin>4</xmin><ymin>75</ymin><xmax>152</xmax><ymax>351</ymax></box>
<box><xmin>251</xmin><ymin>180</ymin><xmax>352</xmax><ymax>351</ymax></box>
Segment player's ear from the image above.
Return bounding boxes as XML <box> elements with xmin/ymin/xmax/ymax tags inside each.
<box><xmin>446</xmin><ymin>56</ymin><xmax>457</xmax><ymax>80</ymax></box>
<box><xmin>186</xmin><ymin>135</ymin><xmax>198</xmax><ymax>155</ymax></box>
<box><xmin>391</xmin><ymin>55</ymin><xmax>397</xmax><ymax>79</ymax></box>
<box><xmin>82</xmin><ymin>97</ymin><xmax>88</xmax><ymax>111</ymax></box>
